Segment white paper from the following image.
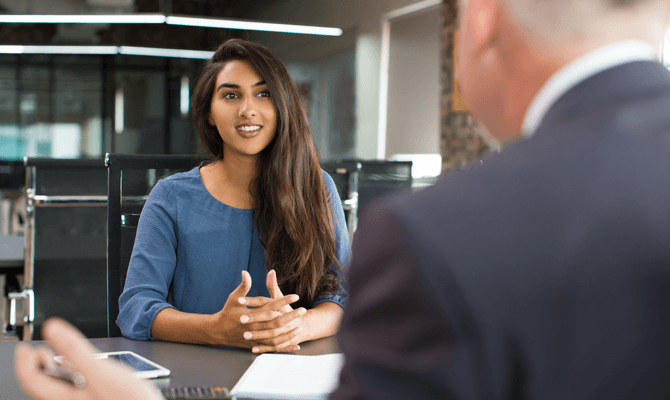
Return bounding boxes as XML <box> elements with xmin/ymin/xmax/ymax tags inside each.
<box><xmin>230</xmin><ymin>353</ymin><xmax>345</xmax><ymax>400</ymax></box>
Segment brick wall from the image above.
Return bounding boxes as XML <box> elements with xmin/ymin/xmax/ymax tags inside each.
<box><xmin>440</xmin><ymin>0</ymin><xmax>493</xmax><ymax>172</ymax></box>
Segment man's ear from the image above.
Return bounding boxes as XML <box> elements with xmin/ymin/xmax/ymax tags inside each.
<box><xmin>469</xmin><ymin>0</ymin><xmax>500</xmax><ymax>51</ymax></box>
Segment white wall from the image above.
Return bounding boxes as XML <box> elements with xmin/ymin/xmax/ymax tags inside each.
<box><xmin>242</xmin><ymin>0</ymin><xmax>430</xmax><ymax>160</ymax></box>
<box><xmin>385</xmin><ymin>9</ymin><xmax>440</xmax><ymax>158</ymax></box>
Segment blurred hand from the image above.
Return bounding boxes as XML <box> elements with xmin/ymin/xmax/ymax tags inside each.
<box><xmin>14</xmin><ymin>318</ymin><xmax>162</xmax><ymax>400</ymax></box>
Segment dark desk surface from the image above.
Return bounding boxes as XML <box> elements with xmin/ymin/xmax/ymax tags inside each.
<box><xmin>0</xmin><ymin>235</ymin><xmax>23</xmax><ymax>273</ymax></box>
<box><xmin>1</xmin><ymin>335</ymin><xmax>339</xmax><ymax>399</ymax></box>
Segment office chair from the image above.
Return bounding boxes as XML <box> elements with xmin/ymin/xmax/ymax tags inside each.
<box><xmin>321</xmin><ymin>160</ymin><xmax>412</xmax><ymax>240</ymax></box>
<box><xmin>321</xmin><ymin>161</ymin><xmax>361</xmax><ymax>240</ymax></box>
<box><xmin>106</xmin><ymin>154</ymin><xmax>203</xmax><ymax>338</ymax></box>
<box><xmin>357</xmin><ymin>160</ymin><xmax>413</xmax><ymax>213</ymax></box>
<box><xmin>8</xmin><ymin>158</ymin><xmax>108</xmax><ymax>341</ymax></box>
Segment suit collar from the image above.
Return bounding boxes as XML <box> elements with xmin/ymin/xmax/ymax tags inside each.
<box><xmin>532</xmin><ymin>60</ymin><xmax>670</xmax><ymax>142</ymax></box>
<box><xmin>522</xmin><ymin>41</ymin><xmax>657</xmax><ymax>136</ymax></box>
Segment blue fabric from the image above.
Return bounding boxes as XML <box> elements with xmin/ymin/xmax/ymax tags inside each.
<box><xmin>117</xmin><ymin>164</ymin><xmax>351</xmax><ymax>340</ymax></box>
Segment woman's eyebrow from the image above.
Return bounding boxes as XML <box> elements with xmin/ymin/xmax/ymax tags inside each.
<box><xmin>216</xmin><ymin>80</ymin><xmax>266</xmax><ymax>92</ymax></box>
<box><xmin>217</xmin><ymin>83</ymin><xmax>239</xmax><ymax>91</ymax></box>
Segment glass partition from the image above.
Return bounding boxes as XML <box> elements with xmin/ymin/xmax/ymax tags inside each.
<box><xmin>0</xmin><ymin>54</ymin><xmax>202</xmax><ymax>162</ymax></box>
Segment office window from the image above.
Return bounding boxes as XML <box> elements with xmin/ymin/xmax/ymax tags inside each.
<box><xmin>54</xmin><ymin>67</ymin><xmax>103</xmax><ymax>158</ymax></box>
<box><xmin>0</xmin><ymin>64</ymin><xmax>20</xmax><ymax>159</ymax></box>
<box><xmin>0</xmin><ymin>54</ymin><xmax>200</xmax><ymax>161</ymax></box>
<box><xmin>112</xmin><ymin>70</ymin><xmax>166</xmax><ymax>154</ymax></box>
<box><xmin>20</xmin><ymin>66</ymin><xmax>50</xmax><ymax>127</ymax></box>
<box><xmin>0</xmin><ymin>55</ymin><xmax>104</xmax><ymax>160</ymax></box>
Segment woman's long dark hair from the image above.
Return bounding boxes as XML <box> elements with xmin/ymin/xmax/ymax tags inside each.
<box><xmin>192</xmin><ymin>39</ymin><xmax>342</xmax><ymax>309</ymax></box>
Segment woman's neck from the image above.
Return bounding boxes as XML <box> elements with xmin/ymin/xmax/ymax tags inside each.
<box><xmin>198</xmin><ymin>153</ymin><xmax>256</xmax><ymax>209</ymax></box>
<box><xmin>218</xmin><ymin>154</ymin><xmax>258</xmax><ymax>193</ymax></box>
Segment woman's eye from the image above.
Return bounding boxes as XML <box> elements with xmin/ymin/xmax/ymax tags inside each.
<box><xmin>223</xmin><ymin>92</ymin><xmax>238</xmax><ymax>100</ymax></box>
<box><xmin>257</xmin><ymin>90</ymin><xmax>270</xmax><ymax>98</ymax></box>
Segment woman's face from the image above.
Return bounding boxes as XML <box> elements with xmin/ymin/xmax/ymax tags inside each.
<box><xmin>209</xmin><ymin>60</ymin><xmax>277</xmax><ymax>159</ymax></box>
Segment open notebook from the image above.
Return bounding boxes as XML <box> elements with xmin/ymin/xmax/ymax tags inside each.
<box><xmin>230</xmin><ymin>353</ymin><xmax>345</xmax><ymax>400</ymax></box>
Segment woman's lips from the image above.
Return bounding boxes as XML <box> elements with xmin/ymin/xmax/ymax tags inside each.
<box><xmin>237</xmin><ymin>125</ymin><xmax>262</xmax><ymax>138</ymax></box>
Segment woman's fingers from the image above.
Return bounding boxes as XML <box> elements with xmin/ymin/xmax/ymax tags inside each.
<box><xmin>240</xmin><ymin>310</ymin><xmax>283</xmax><ymax>324</ymax></box>
<box><xmin>239</xmin><ymin>307</ymin><xmax>306</xmax><ymax>343</ymax></box>
<box><xmin>239</xmin><ymin>295</ymin><xmax>296</xmax><ymax>316</ymax></box>
<box><xmin>243</xmin><ymin>317</ymin><xmax>302</xmax><ymax>341</ymax></box>
<box><xmin>241</xmin><ymin>304</ymin><xmax>305</xmax><ymax>326</ymax></box>
<box><xmin>265</xmin><ymin>270</ymin><xmax>293</xmax><ymax>314</ymax></box>
<box><xmin>251</xmin><ymin>333</ymin><xmax>302</xmax><ymax>354</ymax></box>
<box><xmin>240</xmin><ymin>294</ymin><xmax>298</xmax><ymax>315</ymax></box>
<box><xmin>266</xmin><ymin>270</ymin><xmax>284</xmax><ymax>299</ymax></box>
<box><xmin>241</xmin><ymin>308</ymin><xmax>306</xmax><ymax>345</ymax></box>
<box><xmin>229</xmin><ymin>271</ymin><xmax>252</xmax><ymax>301</ymax></box>
<box><xmin>238</xmin><ymin>271</ymin><xmax>295</xmax><ymax>316</ymax></box>
<box><xmin>238</xmin><ymin>296</ymin><xmax>273</xmax><ymax>308</ymax></box>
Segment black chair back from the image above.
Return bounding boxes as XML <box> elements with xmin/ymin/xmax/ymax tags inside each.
<box><xmin>0</xmin><ymin>160</ymin><xmax>25</xmax><ymax>190</ymax></box>
<box><xmin>357</xmin><ymin>160</ymin><xmax>413</xmax><ymax>213</ymax></box>
<box><xmin>321</xmin><ymin>160</ymin><xmax>412</xmax><ymax>238</ymax></box>
<box><xmin>22</xmin><ymin>158</ymin><xmax>108</xmax><ymax>340</ymax></box>
<box><xmin>106</xmin><ymin>154</ymin><xmax>203</xmax><ymax>337</ymax></box>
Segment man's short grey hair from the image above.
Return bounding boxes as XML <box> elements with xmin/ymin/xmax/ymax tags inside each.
<box><xmin>502</xmin><ymin>0</ymin><xmax>668</xmax><ymax>52</ymax></box>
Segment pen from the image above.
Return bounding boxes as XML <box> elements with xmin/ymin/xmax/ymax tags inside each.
<box><xmin>41</xmin><ymin>361</ymin><xmax>87</xmax><ymax>388</ymax></box>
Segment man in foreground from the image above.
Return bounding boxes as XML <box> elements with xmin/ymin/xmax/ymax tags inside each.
<box><xmin>330</xmin><ymin>0</ymin><xmax>670</xmax><ymax>398</ymax></box>
<box><xmin>14</xmin><ymin>0</ymin><xmax>670</xmax><ymax>398</ymax></box>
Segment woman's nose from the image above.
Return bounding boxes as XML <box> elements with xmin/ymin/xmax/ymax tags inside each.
<box><xmin>239</xmin><ymin>97</ymin><xmax>257</xmax><ymax>118</ymax></box>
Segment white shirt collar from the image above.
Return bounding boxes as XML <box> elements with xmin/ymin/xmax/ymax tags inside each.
<box><xmin>521</xmin><ymin>41</ymin><xmax>657</xmax><ymax>136</ymax></box>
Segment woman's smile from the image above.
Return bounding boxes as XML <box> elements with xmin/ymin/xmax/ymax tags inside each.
<box><xmin>237</xmin><ymin>124</ymin><xmax>263</xmax><ymax>137</ymax></box>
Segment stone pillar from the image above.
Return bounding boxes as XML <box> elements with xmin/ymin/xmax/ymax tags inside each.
<box><xmin>440</xmin><ymin>0</ymin><xmax>494</xmax><ymax>172</ymax></box>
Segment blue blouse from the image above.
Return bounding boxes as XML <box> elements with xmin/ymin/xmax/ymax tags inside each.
<box><xmin>117</xmin><ymin>165</ymin><xmax>351</xmax><ymax>340</ymax></box>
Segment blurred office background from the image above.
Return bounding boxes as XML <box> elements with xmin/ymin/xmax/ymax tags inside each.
<box><xmin>0</xmin><ymin>0</ymin><xmax>668</xmax><ymax>170</ymax></box>
<box><xmin>0</xmin><ymin>0</ymin><xmax>446</xmax><ymax>164</ymax></box>
<box><xmin>0</xmin><ymin>0</ymin><xmax>668</xmax><ymax>340</ymax></box>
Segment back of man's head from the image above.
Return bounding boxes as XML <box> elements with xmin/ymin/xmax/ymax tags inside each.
<box><xmin>456</xmin><ymin>0</ymin><xmax>669</xmax><ymax>139</ymax></box>
<box><xmin>505</xmin><ymin>0</ymin><xmax>668</xmax><ymax>56</ymax></box>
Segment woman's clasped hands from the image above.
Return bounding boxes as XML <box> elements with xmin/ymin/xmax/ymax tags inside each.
<box><xmin>209</xmin><ymin>270</ymin><xmax>308</xmax><ymax>353</ymax></box>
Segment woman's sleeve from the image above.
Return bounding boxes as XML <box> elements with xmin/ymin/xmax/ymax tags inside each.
<box><xmin>116</xmin><ymin>179</ymin><xmax>178</xmax><ymax>340</ymax></box>
<box><xmin>313</xmin><ymin>170</ymin><xmax>352</xmax><ymax>309</ymax></box>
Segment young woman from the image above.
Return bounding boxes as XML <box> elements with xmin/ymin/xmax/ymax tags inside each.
<box><xmin>117</xmin><ymin>39</ymin><xmax>350</xmax><ymax>354</ymax></box>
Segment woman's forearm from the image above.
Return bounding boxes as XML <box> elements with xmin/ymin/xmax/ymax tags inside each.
<box><xmin>302</xmin><ymin>301</ymin><xmax>344</xmax><ymax>341</ymax></box>
<box><xmin>150</xmin><ymin>308</ymin><xmax>217</xmax><ymax>345</ymax></box>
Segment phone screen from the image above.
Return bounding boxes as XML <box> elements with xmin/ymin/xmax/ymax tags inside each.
<box><xmin>107</xmin><ymin>353</ymin><xmax>160</xmax><ymax>372</ymax></box>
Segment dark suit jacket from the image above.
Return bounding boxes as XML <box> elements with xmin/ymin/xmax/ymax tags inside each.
<box><xmin>330</xmin><ymin>61</ymin><xmax>670</xmax><ymax>400</ymax></box>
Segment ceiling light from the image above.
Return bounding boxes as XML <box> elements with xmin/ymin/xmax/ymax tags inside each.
<box><xmin>0</xmin><ymin>14</ymin><xmax>343</xmax><ymax>37</ymax></box>
<box><xmin>0</xmin><ymin>45</ymin><xmax>213</xmax><ymax>59</ymax></box>
<box><xmin>0</xmin><ymin>45</ymin><xmax>23</xmax><ymax>54</ymax></box>
<box><xmin>0</xmin><ymin>14</ymin><xmax>166</xmax><ymax>24</ymax></box>
<box><xmin>165</xmin><ymin>16</ymin><xmax>342</xmax><ymax>36</ymax></box>
<box><xmin>22</xmin><ymin>45</ymin><xmax>118</xmax><ymax>54</ymax></box>
<box><xmin>118</xmin><ymin>46</ymin><xmax>214</xmax><ymax>59</ymax></box>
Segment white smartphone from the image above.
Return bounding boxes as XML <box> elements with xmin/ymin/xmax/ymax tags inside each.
<box><xmin>55</xmin><ymin>351</ymin><xmax>170</xmax><ymax>379</ymax></box>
